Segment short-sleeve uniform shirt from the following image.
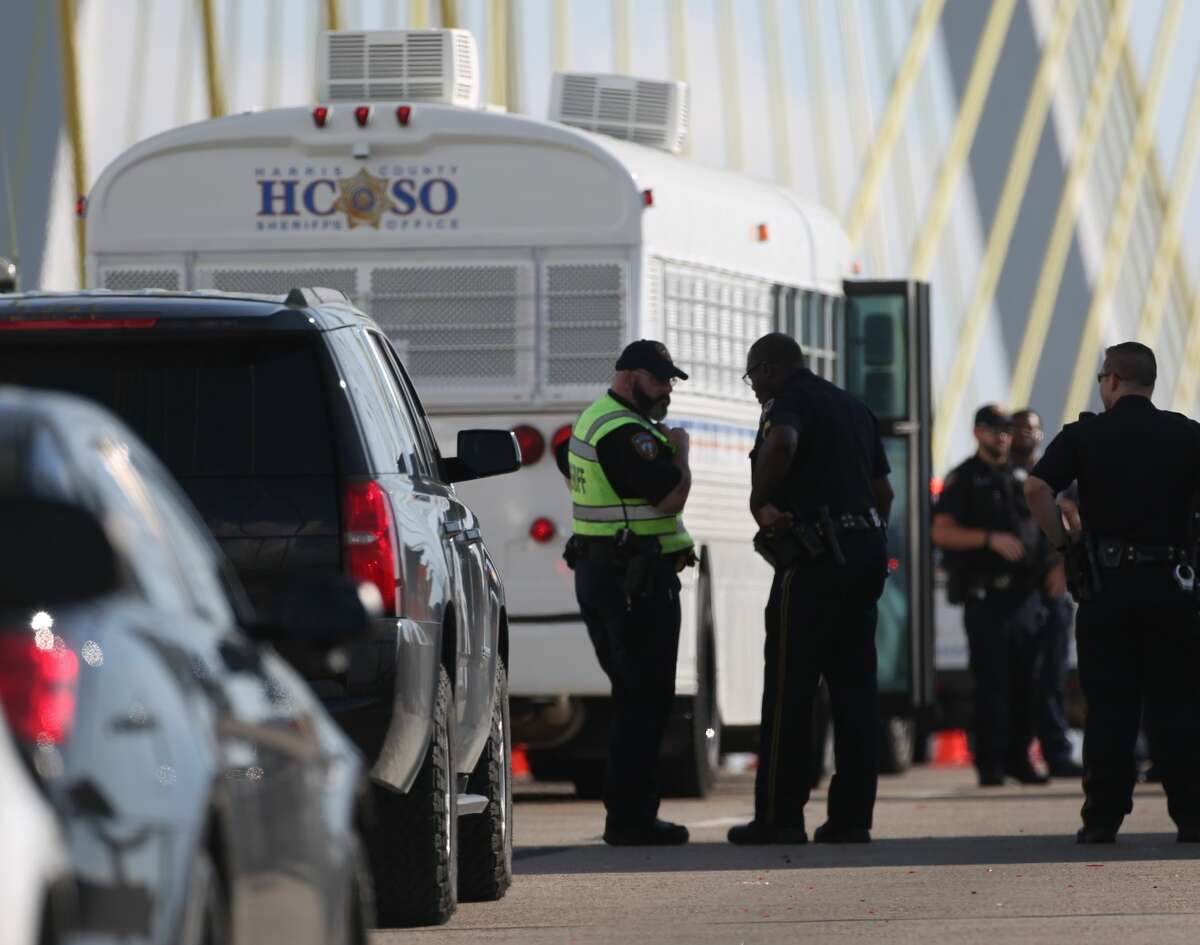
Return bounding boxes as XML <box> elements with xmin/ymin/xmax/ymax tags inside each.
<box><xmin>749</xmin><ymin>368</ymin><xmax>890</xmax><ymax>519</ymax></box>
<box><xmin>936</xmin><ymin>454</ymin><xmax>1046</xmax><ymax>581</ymax></box>
<box><xmin>1031</xmin><ymin>395</ymin><xmax>1200</xmax><ymax>546</ymax></box>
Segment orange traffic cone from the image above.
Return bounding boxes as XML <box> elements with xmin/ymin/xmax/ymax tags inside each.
<box><xmin>511</xmin><ymin>743</ymin><xmax>531</xmax><ymax>779</ymax></box>
<box><xmin>931</xmin><ymin>729</ymin><xmax>972</xmax><ymax>767</ymax></box>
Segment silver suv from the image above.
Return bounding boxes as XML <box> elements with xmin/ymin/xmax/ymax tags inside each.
<box><xmin>0</xmin><ymin>288</ymin><xmax>521</xmax><ymax>927</ymax></box>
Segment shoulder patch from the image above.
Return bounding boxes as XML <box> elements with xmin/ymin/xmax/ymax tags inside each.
<box><xmin>631</xmin><ymin>431</ymin><xmax>659</xmax><ymax>460</ymax></box>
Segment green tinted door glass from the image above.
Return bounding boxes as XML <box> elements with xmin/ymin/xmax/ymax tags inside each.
<box><xmin>877</xmin><ymin>437</ymin><xmax>910</xmax><ymax>695</ymax></box>
<box><xmin>845</xmin><ymin>293</ymin><xmax>908</xmax><ymax>421</ymax></box>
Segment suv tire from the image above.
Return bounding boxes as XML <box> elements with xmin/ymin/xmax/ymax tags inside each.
<box><xmin>369</xmin><ymin>666</ymin><xmax>457</xmax><ymax>927</ymax></box>
<box><xmin>458</xmin><ymin>661</ymin><xmax>513</xmax><ymax>902</ymax></box>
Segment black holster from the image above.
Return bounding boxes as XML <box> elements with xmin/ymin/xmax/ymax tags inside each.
<box><xmin>817</xmin><ymin>506</ymin><xmax>847</xmax><ymax>566</ymax></box>
<box><xmin>753</xmin><ymin>522</ymin><xmax>824</xmax><ymax>570</ymax></box>
<box><xmin>565</xmin><ymin>531</ymin><xmax>662</xmax><ymax>599</ymax></box>
<box><xmin>1063</xmin><ymin>538</ymin><xmax>1102</xmax><ymax>601</ymax></box>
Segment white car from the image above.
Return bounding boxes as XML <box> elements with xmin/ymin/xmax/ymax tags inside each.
<box><xmin>0</xmin><ymin>712</ymin><xmax>73</xmax><ymax>945</ymax></box>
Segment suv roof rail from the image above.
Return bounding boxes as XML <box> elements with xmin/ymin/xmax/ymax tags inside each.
<box><xmin>284</xmin><ymin>287</ymin><xmax>351</xmax><ymax>308</ymax></box>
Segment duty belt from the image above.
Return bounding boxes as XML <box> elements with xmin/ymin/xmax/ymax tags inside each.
<box><xmin>1092</xmin><ymin>540</ymin><xmax>1186</xmax><ymax>569</ymax></box>
<box><xmin>832</xmin><ymin>509</ymin><xmax>885</xmax><ymax>532</ymax></box>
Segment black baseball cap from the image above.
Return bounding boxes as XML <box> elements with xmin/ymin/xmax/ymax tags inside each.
<box><xmin>974</xmin><ymin>404</ymin><xmax>1012</xmax><ymax>431</ymax></box>
<box><xmin>615</xmin><ymin>339</ymin><xmax>689</xmax><ymax>381</ymax></box>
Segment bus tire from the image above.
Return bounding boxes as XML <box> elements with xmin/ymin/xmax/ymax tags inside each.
<box><xmin>879</xmin><ymin>716</ymin><xmax>915</xmax><ymax>775</ymax></box>
<box><xmin>659</xmin><ymin>569</ymin><xmax>721</xmax><ymax>798</ymax></box>
<box><xmin>369</xmin><ymin>666</ymin><xmax>457</xmax><ymax>928</ymax></box>
<box><xmin>458</xmin><ymin>662</ymin><xmax>513</xmax><ymax>903</ymax></box>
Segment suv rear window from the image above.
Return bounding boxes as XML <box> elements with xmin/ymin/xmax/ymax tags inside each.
<box><xmin>0</xmin><ymin>338</ymin><xmax>334</xmax><ymax>476</ymax></box>
<box><xmin>0</xmin><ymin>336</ymin><xmax>343</xmax><ymax>584</ymax></box>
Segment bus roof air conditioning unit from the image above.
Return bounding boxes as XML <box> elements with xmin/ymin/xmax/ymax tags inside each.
<box><xmin>549</xmin><ymin>73</ymin><xmax>689</xmax><ymax>154</ymax></box>
<box><xmin>318</xmin><ymin>29</ymin><xmax>480</xmax><ymax>107</ymax></box>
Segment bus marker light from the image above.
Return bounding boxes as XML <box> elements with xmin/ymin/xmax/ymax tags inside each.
<box><xmin>312</xmin><ymin>106</ymin><xmax>330</xmax><ymax>128</ymax></box>
<box><xmin>551</xmin><ymin>424</ymin><xmax>573</xmax><ymax>454</ymax></box>
<box><xmin>396</xmin><ymin>105</ymin><xmax>412</xmax><ymax>126</ymax></box>
<box><xmin>530</xmin><ymin>518</ymin><xmax>556</xmax><ymax>543</ymax></box>
<box><xmin>512</xmin><ymin>425</ymin><xmax>545</xmax><ymax>466</ymax></box>
<box><xmin>642</xmin><ymin>189</ymin><xmax>654</xmax><ymax>207</ymax></box>
<box><xmin>354</xmin><ymin>106</ymin><xmax>372</xmax><ymax>127</ymax></box>
<box><xmin>757</xmin><ymin>223</ymin><xmax>769</xmax><ymax>242</ymax></box>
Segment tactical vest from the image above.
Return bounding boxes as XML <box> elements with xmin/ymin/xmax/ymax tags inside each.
<box><xmin>568</xmin><ymin>393</ymin><xmax>694</xmax><ymax>556</ymax></box>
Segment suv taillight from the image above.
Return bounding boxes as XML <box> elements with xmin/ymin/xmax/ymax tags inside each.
<box><xmin>0</xmin><ymin>631</ymin><xmax>80</xmax><ymax>745</ymax></box>
<box><xmin>343</xmin><ymin>481</ymin><xmax>401</xmax><ymax>617</ymax></box>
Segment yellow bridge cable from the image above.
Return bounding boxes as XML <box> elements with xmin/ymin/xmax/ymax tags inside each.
<box><xmin>1139</xmin><ymin>63</ymin><xmax>1200</xmax><ymax>353</ymax></box>
<box><xmin>1059</xmin><ymin>3</ymin><xmax>1180</xmax><ymax>427</ymax></box>
<box><xmin>1008</xmin><ymin>0</ymin><xmax>1150</xmax><ymax>408</ymax></box>
<box><xmin>1172</xmin><ymin>275</ymin><xmax>1200</xmax><ymax>412</ymax></box>
<box><xmin>488</xmin><ymin>0</ymin><xmax>507</xmax><ymax>108</ymax></box>
<box><xmin>910</xmin><ymin>0</ymin><xmax>1016</xmax><ymax>280</ymax></box>
<box><xmin>844</xmin><ymin>0</ymin><xmax>946</xmax><ymax>247</ymax></box>
<box><xmin>55</xmin><ymin>0</ymin><xmax>86</xmax><ymax>288</ymax></box>
<box><xmin>199</xmin><ymin>0</ymin><xmax>225</xmax><ymax>117</ymax></box>
<box><xmin>553</xmin><ymin>0</ymin><xmax>569</xmax><ymax>73</ymax></box>
<box><xmin>1119</xmin><ymin>24</ymin><xmax>1195</xmax><ymax>331</ymax></box>
<box><xmin>762</xmin><ymin>0</ymin><xmax>792</xmax><ymax>186</ymax></box>
<box><xmin>800</xmin><ymin>0</ymin><xmax>837</xmax><ymax>212</ymax></box>
<box><xmin>325</xmin><ymin>0</ymin><xmax>341</xmax><ymax>31</ymax></box>
<box><xmin>440</xmin><ymin>1</ymin><xmax>456</xmax><ymax>28</ymax></box>
<box><xmin>410</xmin><ymin>0</ymin><xmax>428</xmax><ymax>28</ymax></box>
<box><xmin>716</xmin><ymin>0</ymin><xmax>744</xmax><ymax>172</ymax></box>
<box><xmin>930</xmin><ymin>0</ymin><xmax>1080</xmax><ymax>469</ymax></box>
<box><xmin>668</xmin><ymin>0</ymin><xmax>689</xmax><ymax>156</ymax></box>
<box><xmin>613</xmin><ymin>0</ymin><xmax>631</xmax><ymax>74</ymax></box>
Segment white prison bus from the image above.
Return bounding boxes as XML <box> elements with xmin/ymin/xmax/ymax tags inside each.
<box><xmin>86</xmin><ymin>29</ymin><xmax>933</xmax><ymax>796</ymax></box>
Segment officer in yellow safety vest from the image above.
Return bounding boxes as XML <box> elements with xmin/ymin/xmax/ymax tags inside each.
<box><xmin>560</xmin><ymin>339</ymin><xmax>696</xmax><ymax>846</ymax></box>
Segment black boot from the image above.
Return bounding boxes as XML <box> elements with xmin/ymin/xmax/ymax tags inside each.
<box><xmin>727</xmin><ymin>821</ymin><xmax>808</xmax><ymax>845</ymax></box>
<box><xmin>603</xmin><ymin>819</ymin><xmax>689</xmax><ymax>846</ymax></box>
<box><xmin>1076</xmin><ymin>825</ymin><xmax>1118</xmax><ymax>844</ymax></box>
<box><xmin>813</xmin><ymin>821</ymin><xmax>871</xmax><ymax>843</ymax></box>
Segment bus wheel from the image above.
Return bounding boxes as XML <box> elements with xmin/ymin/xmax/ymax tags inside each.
<box><xmin>879</xmin><ymin>716</ymin><xmax>915</xmax><ymax>774</ymax></box>
<box><xmin>658</xmin><ymin>569</ymin><xmax>721</xmax><ymax>798</ymax></box>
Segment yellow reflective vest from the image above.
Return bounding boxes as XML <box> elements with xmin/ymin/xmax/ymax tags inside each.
<box><xmin>567</xmin><ymin>393</ymin><xmax>694</xmax><ymax>555</ymax></box>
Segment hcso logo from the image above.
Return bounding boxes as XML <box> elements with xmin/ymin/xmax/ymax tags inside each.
<box><xmin>255</xmin><ymin>165</ymin><xmax>460</xmax><ymax>231</ymax></box>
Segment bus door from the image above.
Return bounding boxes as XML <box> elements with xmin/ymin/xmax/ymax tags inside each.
<box><xmin>842</xmin><ymin>280</ymin><xmax>934</xmax><ymax>721</ymax></box>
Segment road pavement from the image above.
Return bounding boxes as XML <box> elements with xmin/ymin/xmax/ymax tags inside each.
<box><xmin>376</xmin><ymin>764</ymin><xmax>1200</xmax><ymax>945</ymax></box>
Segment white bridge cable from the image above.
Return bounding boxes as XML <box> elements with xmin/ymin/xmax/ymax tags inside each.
<box><xmin>1059</xmin><ymin>0</ymin><xmax>1181</xmax><ymax>427</ymax></box>
<box><xmin>1007</xmin><ymin>0</ymin><xmax>1153</xmax><ymax>409</ymax></box>
<box><xmin>930</xmin><ymin>0</ymin><xmax>1081</xmax><ymax>470</ymax></box>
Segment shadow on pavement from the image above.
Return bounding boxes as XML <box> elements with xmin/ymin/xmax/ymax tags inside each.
<box><xmin>513</xmin><ymin>834</ymin><xmax>1200</xmax><ymax>874</ymax></box>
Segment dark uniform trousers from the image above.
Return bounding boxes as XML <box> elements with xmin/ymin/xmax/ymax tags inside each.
<box><xmin>575</xmin><ymin>555</ymin><xmax>682</xmax><ymax>829</ymax></box>
<box><xmin>1075</xmin><ymin>569</ymin><xmax>1200</xmax><ymax>832</ymax></box>
<box><xmin>754</xmin><ymin>531</ymin><xmax>887</xmax><ymax>831</ymax></box>
<box><xmin>1035</xmin><ymin>594</ymin><xmax>1075</xmax><ymax>768</ymax></box>
<box><xmin>964</xmin><ymin>589</ymin><xmax>1041</xmax><ymax>777</ymax></box>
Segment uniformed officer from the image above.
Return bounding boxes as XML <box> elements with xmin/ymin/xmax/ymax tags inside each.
<box><xmin>933</xmin><ymin>405</ymin><xmax>1052</xmax><ymax>787</ymax></box>
<box><xmin>727</xmin><ymin>332</ymin><xmax>892</xmax><ymax>845</ymax></box>
<box><xmin>1011</xmin><ymin>408</ymin><xmax>1083</xmax><ymax>779</ymax></box>
<box><xmin>1024</xmin><ymin>342</ymin><xmax>1200</xmax><ymax>843</ymax></box>
<box><xmin>565</xmin><ymin>339</ymin><xmax>695</xmax><ymax>846</ymax></box>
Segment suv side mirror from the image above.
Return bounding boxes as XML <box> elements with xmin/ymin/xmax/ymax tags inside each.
<box><xmin>0</xmin><ymin>497</ymin><xmax>119</xmax><ymax>609</ymax></box>
<box><xmin>441</xmin><ymin>429</ymin><xmax>522</xmax><ymax>483</ymax></box>
<box><xmin>246</xmin><ymin>572</ymin><xmax>375</xmax><ymax>650</ymax></box>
